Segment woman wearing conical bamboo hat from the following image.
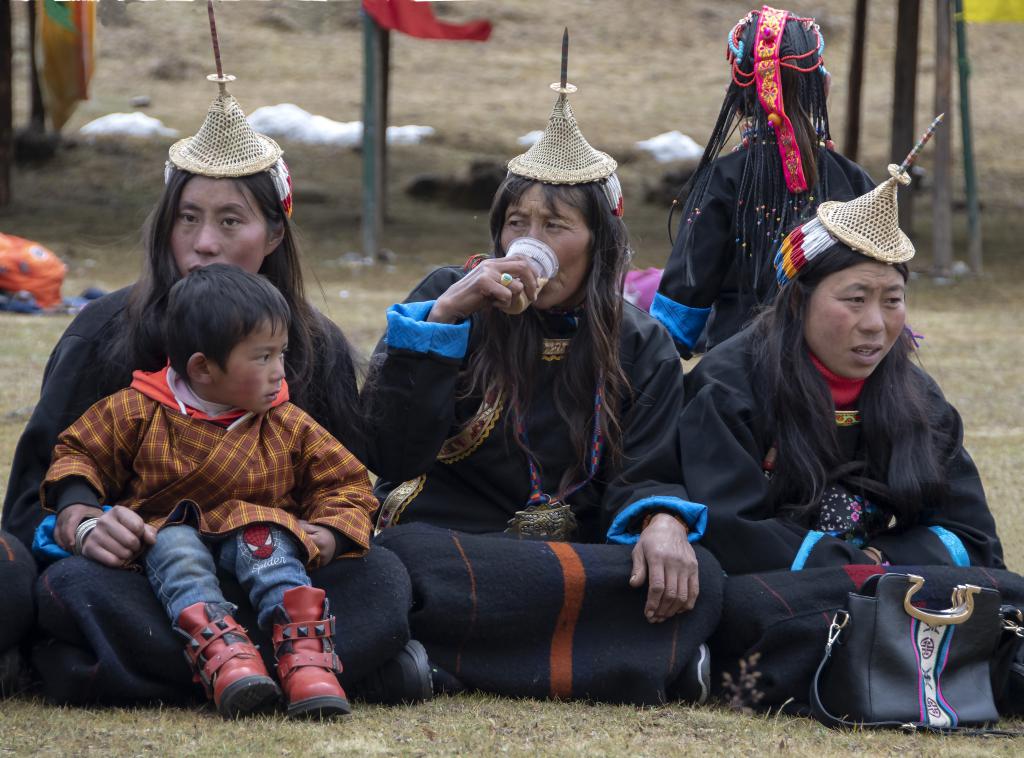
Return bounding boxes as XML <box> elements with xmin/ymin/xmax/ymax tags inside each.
<box><xmin>8</xmin><ymin>2</ymin><xmax>427</xmax><ymax>709</ymax></box>
<box><xmin>678</xmin><ymin>117</ymin><xmax>1010</xmax><ymax>709</ymax></box>
<box><xmin>678</xmin><ymin>117</ymin><xmax>1006</xmax><ymax>692</ymax></box>
<box><xmin>363</xmin><ymin>30</ymin><xmax>720</xmax><ymax>705</ymax></box>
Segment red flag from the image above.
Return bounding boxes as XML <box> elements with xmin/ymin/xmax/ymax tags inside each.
<box><xmin>362</xmin><ymin>0</ymin><xmax>492</xmax><ymax>41</ymax></box>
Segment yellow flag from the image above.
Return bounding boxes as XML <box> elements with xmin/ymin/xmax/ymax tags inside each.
<box><xmin>37</xmin><ymin>0</ymin><xmax>96</xmax><ymax>131</ymax></box>
<box><xmin>962</xmin><ymin>0</ymin><xmax>1024</xmax><ymax>22</ymax></box>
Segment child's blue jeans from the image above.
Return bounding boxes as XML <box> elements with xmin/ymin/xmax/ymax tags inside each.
<box><xmin>144</xmin><ymin>523</ymin><xmax>311</xmax><ymax>630</ymax></box>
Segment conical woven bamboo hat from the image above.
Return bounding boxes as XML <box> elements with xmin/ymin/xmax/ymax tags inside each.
<box><xmin>168</xmin><ymin>75</ymin><xmax>283</xmax><ymax>178</ymax></box>
<box><xmin>814</xmin><ymin>164</ymin><xmax>915</xmax><ymax>263</ymax></box>
<box><xmin>508</xmin><ymin>87</ymin><xmax>617</xmax><ymax>185</ymax></box>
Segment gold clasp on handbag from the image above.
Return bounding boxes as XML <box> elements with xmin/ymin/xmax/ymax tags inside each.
<box><xmin>1004</xmin><ymin>607</ymin><xmax>1024</xmax><ymax>638</ymax></box>
<box><xmin>902</xmin><ymin>574</ymin><xmax>982</xmax><ymax>626</ymax></box>
<box><xmin>825</xmin><ymin>609</ymin><xmax>849</xmax><ymax>653</ymax></box>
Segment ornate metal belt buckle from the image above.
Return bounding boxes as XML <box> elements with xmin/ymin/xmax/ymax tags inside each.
<box><xmin>506</xmin><ymin>500</ymin><xmax>578</xmax><ymax>541</ymax></box>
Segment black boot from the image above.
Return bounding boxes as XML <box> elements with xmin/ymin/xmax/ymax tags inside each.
<box><xmin>354</xmin><ymin>639</ymin><xmax>433</xmax><ymax>704</ymax></box>
<box><xmin>0</xmin><ymin>646</ymin><xmax>24</xmax><ymax>698</ymax></box>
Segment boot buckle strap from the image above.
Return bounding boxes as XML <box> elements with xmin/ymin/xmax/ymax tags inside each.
<box><xmin>277</xmin><ymin>651</ymin><xmax>342</xmax><ymax>680</ymax></box>
<box><xmin>183</xmin><ymin>621</ymin><xmax>239</xmax><ymax>666</ymax></box>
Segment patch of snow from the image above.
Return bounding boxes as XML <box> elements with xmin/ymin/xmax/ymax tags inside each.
<box><xmin>386</xmin><ymin>124</ymin><xmax>435</xmax><ymax>144</ymax></box>
<box><xmin>517</xmin><ymin>130</ymin><xmax>544</xmax><ymax>147</ymax></box>
<box><xmin>635</xmin><ymin>131</ymin><xmax>703</xmax><ymax>163</ymax></box>
<box><xmin>248</xmin><ymin>104</ymin><xmax>433</xmax><ymax>146</ymax></box>
<box><xmin>79</xmin><ymin>112</ymin><xmax>178</xmax><ymax>138</ymax></box>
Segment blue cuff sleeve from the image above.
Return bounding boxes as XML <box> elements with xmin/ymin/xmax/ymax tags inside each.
<box><xmin>650</xmin><ymin>293</ymin><xmax>711</xmax><ymax>350</ymax></box>
<box><xmin>790</xmin><ymin>530</ymin><xmax>826</xmax><ymax>571</ymax></box>
<box><xmin>32</xmin><ymin>505</ymin><xmax>112</xmax><ymax>564</ymax></box>
<box><xmin>605</xmin><ymin>496</ymin><xmax>707</xmax><ymax>546</ymax></box>
<box><xmin>928</xmin><ymin>526</ymin><xmax>970</xmax><ymax>567</ymax></box>
<box><xmin>385</xmin><ymin>300</ymin><xmax>470</xmax><ymax>360</ymax></box>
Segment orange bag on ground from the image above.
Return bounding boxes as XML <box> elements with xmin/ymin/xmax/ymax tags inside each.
<box><xmin>0</xmin><ymin>234</ymin><xmax>67</xmax><ymax>309</ymax></box>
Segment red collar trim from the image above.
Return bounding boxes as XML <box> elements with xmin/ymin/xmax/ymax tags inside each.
<box><xmin>809</xmin><ymin>352</ymin><xmax>864</xmax><ymax>410</ymax></box>
<box><xmin>130</xmin><ymin>365</ymin><xmax>289</xmax><ymax>426</ymax></box>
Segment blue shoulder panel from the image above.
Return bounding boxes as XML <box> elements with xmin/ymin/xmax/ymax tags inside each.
<box><xmin>385</xmin><ymin>300</ymin><xmax>470</xmax><ymax>360</ymax></box>
<box><xmin>650</xmin><ymin>293</ymin><xmax>711</xmax><ymax>350</ymax></box>
<box><xmin>606</xmin><ymin>496</ymin><xmax>707</xmax><ymax>546</ymax></box>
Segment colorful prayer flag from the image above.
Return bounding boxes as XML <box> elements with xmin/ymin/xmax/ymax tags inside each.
<box><xmin>962</xmin><ymin>0</ymin><xmax>1024</xmax><ymax>22</ymax></box>
<box><xmin>37</xmin><ymin>0</ymin><xmax>96</xmax><ymax>131</ymax></box>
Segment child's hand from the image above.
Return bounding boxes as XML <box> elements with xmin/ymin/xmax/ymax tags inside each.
<box><xmin>82</xmin><ymin>505</ymin><xmax>158</xmax><ymax>568</ymax></box>
<box><xmin>299</xmin><ymin>520</ymin><xmax>337</xmax><ymax>565</ymax></box>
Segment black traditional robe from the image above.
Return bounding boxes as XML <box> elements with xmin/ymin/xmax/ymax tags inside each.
<box><xmin>364</xmin><ymin>265</ymin><xmax>701</xmax><ymax>543</ymax></box>
<box><xmin>653</xmin><ymin>148</ymin><xmax>874</xmax><ymax>355</ymax></box>
<box><xmin>680</xmin><ymin>328</ymin><xmax>1004</xmax><ymax>575</ymax></box>
<box><xmin>362</xmin><ymin>264</ymin><xmax>722</xmax><ymax>705</ymax></box>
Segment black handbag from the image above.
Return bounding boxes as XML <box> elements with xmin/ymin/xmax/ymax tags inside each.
<box><xmin>810</xmin><ymin>572</ymin><xmax>1011</xmax><ymax>731</ymax></box>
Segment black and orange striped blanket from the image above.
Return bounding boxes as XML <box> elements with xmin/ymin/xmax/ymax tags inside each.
<box><xmin>31</xmin><ymin>547</ymin><xmax>413</xmax><ymax>705</ymax></box>
<box><xmin>376</xmin><ymin>523</ymin><xmax>725</xmax><ymax>705</ymax></box>
<box><xmin>0</xmin><ymin>530</ymin><xmax>35</xmax><ymax>654</ymax></box>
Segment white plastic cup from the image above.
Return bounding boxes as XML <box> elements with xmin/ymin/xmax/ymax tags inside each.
<box><xmin>502</xmin><ymin>237</ymin><xmax>559</xmax><ymax>314</ymax></box>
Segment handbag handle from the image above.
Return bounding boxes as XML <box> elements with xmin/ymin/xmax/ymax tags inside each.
<box><xmin>903</xmin><ymin>574</ymin><xmax>982</xmax><ymax>626</ymax></box>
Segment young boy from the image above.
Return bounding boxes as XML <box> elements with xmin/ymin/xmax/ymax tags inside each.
<box><xmin>41</xmin><ymin>264</ymin><xmax>377</xmax><ymax>719</ymax></box>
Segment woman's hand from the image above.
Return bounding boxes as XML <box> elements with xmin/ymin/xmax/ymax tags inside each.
<box><xmin>299</xmin><ymin>521</ymin><xmax>337</xmax><ymax>566</ymax></box>
<box><xmin>629</xmin><ymin>513</ymin><xmax>699</xmax><ymax>623</ymax></box>
<box><xmin>78</xmin><ymin>505</ymin><xmax>157</xmax><ymax>567</ymax></box>
<box><xmin>428</xmin><ymin>257</ymin><xmax>540</xmax><ymax>324</ymax></box>
<box><xmin>55</xmin><ymin>503</ymin><xmax>105</xmax><ymax>551</ymax></box>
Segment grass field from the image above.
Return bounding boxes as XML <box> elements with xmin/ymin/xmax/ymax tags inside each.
<box><xmin>1</xmin><ymin>1</ymin><xmax>1022</xmax><ymax>754</ymax></box>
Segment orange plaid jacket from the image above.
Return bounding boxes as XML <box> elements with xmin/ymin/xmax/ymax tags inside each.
<box><xmin>42</xmin><ymin>389</ymin><xmax>377</xmax><ymax>566</ymax></box>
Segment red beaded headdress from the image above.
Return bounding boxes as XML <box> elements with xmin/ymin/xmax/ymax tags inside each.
<box><xmin>727</xmin><ymin>6</ymin><xmax>828</xmax><ymax>193</ymax></box>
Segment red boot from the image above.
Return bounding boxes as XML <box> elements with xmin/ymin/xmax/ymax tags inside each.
<box><xmin>177</xmin><ymin>602</ymin><xmax>281</xmax><ymax>718</ymax></box>
<box><xmin>273</xmin><ymin>586</ymin><xmax>351</xmax><ymax>718</ymax></box>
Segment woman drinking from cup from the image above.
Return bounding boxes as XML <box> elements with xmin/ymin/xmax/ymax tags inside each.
<box><xmin>362</xmin><ymin>37</ymin><xmax>721</xmax><ymax>705</ymax></box>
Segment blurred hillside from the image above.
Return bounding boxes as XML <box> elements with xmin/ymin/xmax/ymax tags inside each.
<box><xmin>4</xmin><ymin>0</ymin><xmax>1023</xmax><ymax>276</ymax></box>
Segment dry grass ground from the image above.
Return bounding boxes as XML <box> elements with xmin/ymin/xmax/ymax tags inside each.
<box><xmin>1</xmin><ymin>1</ymin><xmax>1022</xmax><ymax>754</ymax></box>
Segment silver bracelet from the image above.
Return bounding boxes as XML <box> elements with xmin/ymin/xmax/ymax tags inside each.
<box><xmin>73</xmin><ymin>517</ymin><xmax>99</xmax><ymax>556</ymax></box>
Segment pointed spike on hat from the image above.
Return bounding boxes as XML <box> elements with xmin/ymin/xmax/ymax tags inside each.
<box><xmin>207</xmin><ymin>1</ymin><xmax>224</xmax><ymax>81</ymax></box>
<box><xmin>506</xmin><ymin>29</ymin><xmax>617</xmax><ymax>185</ymax></box>
<box><xmin>560</xmin><ymin>27</ymin><xmax>569</xmax><ymax>90</ymax></box>
<box><xmin>896</xmin><ymin>112</ymin><xmax>944</xmax><ymax>178</ymax></box>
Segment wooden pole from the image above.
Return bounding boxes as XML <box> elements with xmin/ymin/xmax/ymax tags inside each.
<box><xmin>0</xmin><ymin>0</ymin><xmax>12</xmax><ymax>206</ymax></box>
<box><xmin>844</xmin><ymin>0</ymin><xmax>869</xmax><ymax>161</ymax></box>
<box><xmin>954</xmin><ymin>0</ymin><xmax>982</xmax><ymax>274</ymax></box>
<box><xmin>27</xmin><ymin>0</ymin><xmax>45</xmax><ymax>131</ymax></box>
<box><xmin>361</xmin><ymin>11</ymin><xmax>389</xmax><ymax>260</ymax></box>
<box><xmin>932</xmin><ymin>0</ymin><xmax>953</xmax><ymax>277</ymax></box>
<box><xmin>380</xmin><ymin>27</ymin><xmax>390</xmax><ymax>221</ymax></box>
<box><xmin>890</xmin><ymin>0</ymin><xmax>920</xmax><ymax>235</ymax></box>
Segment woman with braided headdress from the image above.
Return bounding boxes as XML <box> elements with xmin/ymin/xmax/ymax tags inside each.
<box><xmin>652</xmin><ymin>5</ymin><xmax>874</xmax><ymax>357</ymax></box>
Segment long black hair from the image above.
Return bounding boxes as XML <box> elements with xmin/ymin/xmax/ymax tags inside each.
<box><xmin>461</xmin><ymin>175</ymin><xmax>631</xmax><ymax>486</ymax></box>
<box><xmin>751</xmin><ymin>245</ymin><xmax>949</xmax><ymax>526</ymax></box>
<box><xmin>671</xmin><ymin>9</ymin><xmax>832</xmax><ymax>303</ymax></box>
<box><xmin>104</xmin><ymin>168</ymin><xmax>364</xmax><ymax>450</ymax></box>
